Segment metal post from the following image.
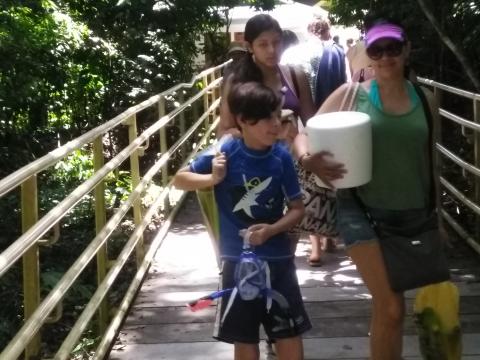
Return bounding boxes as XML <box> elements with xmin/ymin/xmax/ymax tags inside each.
<box><xmin>210</xmin><ymin>72</ymin><xmax>217</xmax><ymax>124</ymax></box>
<box><xmin>93</xmin><ymin>136</ymin><xmax>109</xmax><ymax>334</ymax></box>
<box><xmin>203</xmin><ymin>75</ymin><xmax>210</xmax><ymax>128</ymax></box>
<box><xmin>192</xmin><ymin>94</ymin><xmax>199</xmax><ymax>128</ymax></box>
<box><xmin>127</xmin><ymin>115</ymin><xmax>145</xmax><ymax>267</ymax></box>
<box><xmin>178</xmin><ymin>91</ymin><xmax>186</xmax><ymax>163</ymax></box>
<box><xmin>21</xmin><ymin>175</ymin><xmax>41</xmax><ymax>360</ymax></box>
<box><xmin>158</xmin><ymin>96</ymin><xmax>170</xmax><ymax>213</ymax></box>
<box><xmin>433</xmin><ymin>86</ymin><xmax>444</xmax><ymax>229</ymax></box>
<box><xmin>473</xmin><ymin>98</ymin><xmax>480</xmax><ymax>241</ymax></box>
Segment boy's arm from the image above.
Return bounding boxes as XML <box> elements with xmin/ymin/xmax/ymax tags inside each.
<box><xmin>247</xmin><ymin>198</ymin><xmax>304</xmax><ymax>247</ymax></box>
<box><xmin>173</xmin><ymin>153</ymin><xmax>226</xmax><ymax>191</ymax></box>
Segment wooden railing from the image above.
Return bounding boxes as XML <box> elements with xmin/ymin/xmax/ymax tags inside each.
<box><xmin>0</xmin><ymin>62</ymin><xmax>227</xmax><ymax>360</ymax></box>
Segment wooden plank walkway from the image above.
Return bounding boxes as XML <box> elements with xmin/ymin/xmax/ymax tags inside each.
<box><xmin>110</xmin><ymin>194</ymin><xmax>480</xmax><ymax>359</ymax></box>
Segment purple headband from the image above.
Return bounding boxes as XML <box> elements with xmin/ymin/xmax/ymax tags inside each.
<box><xmin>365</xmin><ymin>23</ymin><xmax>405</xmax><ymax>48</ymax></box>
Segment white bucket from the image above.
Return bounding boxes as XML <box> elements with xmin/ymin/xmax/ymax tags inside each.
<box><xmin>306</xmin><ymin>111</ymin><xmax>372</xmax><ymax>188</ymax></box>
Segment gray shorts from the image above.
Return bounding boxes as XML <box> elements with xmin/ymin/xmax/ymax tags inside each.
<box><xmin>336</xmin><ymin>189</ymin><xmax>432</xmax><ymax>248</ymax></box>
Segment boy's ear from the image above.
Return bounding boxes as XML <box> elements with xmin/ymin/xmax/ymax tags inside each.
<box><xmin>234</xmin><ymin>114</ymin><xmax>245</xmax><ymax>130</ymax></box>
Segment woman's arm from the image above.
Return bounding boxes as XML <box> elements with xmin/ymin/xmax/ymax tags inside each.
<box><xmin>315</xmin><ymin>82</ymin><xmax>352</xmax><ymax>114</ymax></box>
<box><xmin>218</xmin><ymin>76</ymin><xmax>242</xmax><ymax>138</ymax></box>
<box><xmin>291</xmin><ymin>83</ymin><xmax>350</xmax><ymax>188</ymax></box>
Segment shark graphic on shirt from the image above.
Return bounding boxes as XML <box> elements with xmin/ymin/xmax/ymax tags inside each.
<box><xmin>233</xmin><ymin>175</ymin><xmax>272</xmax><ymax>218</ymax></box>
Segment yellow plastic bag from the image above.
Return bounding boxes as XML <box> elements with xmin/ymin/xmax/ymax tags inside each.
<box><xmin>196</xmin><ymin>187</ymin><xmax>220</xmax><ymax>267</ymax></box>
<box><xmin>414</xmin><ymin>281</ymin><xmax>462</xmax><ymax>360</ymax></box>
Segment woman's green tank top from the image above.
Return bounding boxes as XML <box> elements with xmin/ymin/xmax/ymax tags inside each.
<box><xmin>355</xmin><ymin>83</ymin><xmax>431</xmax><ymax>210</ymax></box>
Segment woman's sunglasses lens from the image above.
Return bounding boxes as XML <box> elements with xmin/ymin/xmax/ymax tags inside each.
<box><xmin>367</xmin><ymin>41</ymin><xmax>403</xmax><ymax>60</ymax></box>
<box><xmin>385</xmin><ymin>42</ymin><xmax>403</xmax><ymax>57</ymax></box>
<box><xmin>367</xmin><ymin>46</ymin><xmax>383</xmax><ymax>60</ymax></box>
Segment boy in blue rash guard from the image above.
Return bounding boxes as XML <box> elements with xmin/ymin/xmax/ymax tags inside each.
<box><xmin>173</xmin><ymin>82</ymin><xmax>311</xmax><ymax>360</ymax></box>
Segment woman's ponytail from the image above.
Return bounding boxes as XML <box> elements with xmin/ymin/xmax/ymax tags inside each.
<box><xmin>232</xmin><ymin>52</ymin><xmax>263</xmax><ymax>84</ymax></box>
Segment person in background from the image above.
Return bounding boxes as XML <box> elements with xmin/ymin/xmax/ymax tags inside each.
<box><xmin>174</xmin><ymin>81</ymin><xmax>311</xmax><ymax>360</ymax></box>
<box><xmin>332</xmin><ymin>35</ymin><xmax>343</xmax><ymax>49</ymax></box>
<box><xmin>280</xmin><ymin>18</ymin><xmax>324</xmax><ymax>97</ymax></box>
<box><xmin>346</xmin><ymin>38</ymin><xmax>354</xmax><ymax>50</ymax></box>
<box><xmin>347</xmin><ymin>37</ymin><xmax>375</xmax><ymax>82</ymax></box>
<box><xmin>222</xmin><ymin>41</ymin><xmax>248</xmax><ymax>80</ymax></box>
<box><xmin>218</xmin><ymin>14</ymin><xmax>315</xmax><ymax>139</ymax></box>
<box><xmin>295</xmin><ymin>14</ymin><xmax>441</xmax><ymax>360</ymax></box>
<box><xmin>282</xmin><ymin>29</ymin><xmax>299</xmax><ymax>50</ymax></box>
<box><xmin>310</xmin><ymin>17</ymin><xmax>347</xmax><ymax>107</ymax></box>
<box><xmin>282</xmin><ymin>17</ymin><xmax>346</xmax><ymax>265</ymax></box>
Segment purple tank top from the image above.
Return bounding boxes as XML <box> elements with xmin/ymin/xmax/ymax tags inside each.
<box><xmin>279</xmin><ymin>68</ymin><xmax>300</xmax><ymax>115</ymax></box>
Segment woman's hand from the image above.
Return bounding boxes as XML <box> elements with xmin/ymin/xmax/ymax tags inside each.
<box><xmin>246</xmin><ymin>223</ymin><xmax>273</xmax><ymax>246</ymax></box>
<box><xmin>301</xmin><ymin>151</ymin><xmax>347</xmax><ymax>188</ymax></box>
<box><xmin>211</xmin><ymin>152</ymin><xmax>227</xmax><ymax>185</ymax></box>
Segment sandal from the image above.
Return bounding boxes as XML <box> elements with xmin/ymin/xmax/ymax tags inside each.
<box><xmin>323</xmin><ymin>238</ymin><xmax>337</xmax><ymax>253</ymax></box>
<box><xmin>308</xmin><ymin>257</ymin><xmax>323</xmax><ymax>267</ymax></box>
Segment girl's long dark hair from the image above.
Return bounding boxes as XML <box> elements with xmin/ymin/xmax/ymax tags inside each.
<box><xmin>231</xmin><ymin>14</ymin><xmax>282</xmax><ymax>85</ymax></box>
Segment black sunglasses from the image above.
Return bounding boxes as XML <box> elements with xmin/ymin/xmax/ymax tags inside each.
<box><xmin>366</xmin><ymin>41</ymin><xmax>404</xmax><ymax>60</ymax></box>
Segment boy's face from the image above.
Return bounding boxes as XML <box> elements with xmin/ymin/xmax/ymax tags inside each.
<box><xmin>238</xmin><ymin>109</ymin><xmax>281</xmax><ymax>150</ymax></box>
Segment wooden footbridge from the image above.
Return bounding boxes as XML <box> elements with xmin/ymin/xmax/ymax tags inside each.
<box><xmin>1</xmin><ymin>63</ymin><xmax>480</xmax><ymax>359</ymax></box>
<box><xmin>108</xmin><ymin>195</ymin><xmax>480</xmax><ymax>360</ymax></box>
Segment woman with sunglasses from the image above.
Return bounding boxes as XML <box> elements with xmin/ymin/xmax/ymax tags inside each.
<box><xmin>295</xmin><ymin>15</ymin><xmax>440</xmax><ymax>359</ymax></box>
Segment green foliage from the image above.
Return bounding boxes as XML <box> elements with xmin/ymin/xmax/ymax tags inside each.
<box><xmin>41</xmin><ymin>270</ymin><xmax>94</xmax><ymax>303</ymax></box>
<box><xmin>44</xmin><ymin>147</ymin><xmax>133</xmax><ymax>215</ymax></box>
<box><xmin>71</xmin><ymin>334</ymin><xmax>99</xmax><ymax>359</ymax></box>
<box><xmin>0</xmin><ymin>0</ymin><xmax>276</xmax><ymax>174</ymax></box>
<box><xmin>53</xmin><ymin>149</ymin><xmax>94</xmax><ymax>183</ymax></box>
<box><xmin>327</xmin><ymin>0</ymin><xmax>480</xmax><ymax>90</ymax></box>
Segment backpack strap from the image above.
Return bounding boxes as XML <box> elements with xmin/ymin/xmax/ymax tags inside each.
<box><xmin>339</xmin><ymin>82</ymin><xmax>359</xmax><ymax>111</ymax></box>
<box><xmin>412</xmin><ymin>83</ymin><xmax>437</xmax><ymax>211</ymax></box>
<box><xmin>288</xmin><ymin>65</ymin><xmax>300</xmax><ymax>98</ymax></box>
<box><xmin>314</xmin><ymin>42</ymin><xmax>347</xmax><ymax>107</ymax></box>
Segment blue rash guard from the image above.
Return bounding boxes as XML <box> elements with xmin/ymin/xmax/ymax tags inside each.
<box><xmin>190</xmin><ymin>138</ymin><xmax>302</xmax><ymax>261</ymax></box>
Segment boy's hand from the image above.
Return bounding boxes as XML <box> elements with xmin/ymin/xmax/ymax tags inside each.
<box><xmin>246</xmin><ymin>223</ymin><xmax>273</xmax><ymax>246</ymax></box>
<box><xmin>211</xmin><ymin>152</ymin><xmax>227</xmax><ymax>184</ymax></box>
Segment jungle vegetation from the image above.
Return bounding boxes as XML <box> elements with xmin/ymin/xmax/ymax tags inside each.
<box><xmin>0</xmin><ymin>0</ymin><xmax>478</xmax><ymax>357</ymax></box>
